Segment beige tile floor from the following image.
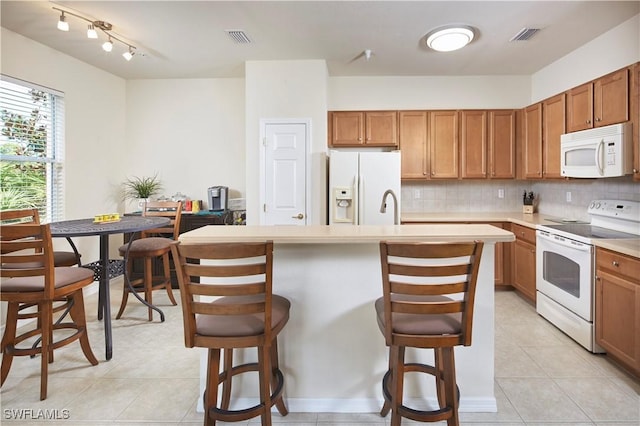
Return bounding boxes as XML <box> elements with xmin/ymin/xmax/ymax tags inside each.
<box><xmin>1</xmin><ymin>285</ymin><xmax>639</xmax><ymax>425</ymax></box>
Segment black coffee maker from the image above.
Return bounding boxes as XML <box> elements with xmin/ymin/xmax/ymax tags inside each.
<box><xmin>208</xmin><ymin>186</ymin><xmax>228</xmax><ymax>211</ymax></box>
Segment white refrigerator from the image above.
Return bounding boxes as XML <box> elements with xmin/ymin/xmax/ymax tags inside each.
<box><xmin>328</xmin><ymin>150</ymin><xmax>401</xmax><ymax>225</ymax></box>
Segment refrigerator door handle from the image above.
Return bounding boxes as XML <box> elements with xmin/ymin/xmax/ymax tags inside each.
<box><xmin>354</xmin><ymin>174</ymin><xmax>360</xmax><ymax>225</ymax></box>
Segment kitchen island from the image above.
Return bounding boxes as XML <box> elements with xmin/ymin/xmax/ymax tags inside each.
<box><xmin>178</xmin><ymin>224</ymin><xmax>514</xmax><ymax>414</ymax></box>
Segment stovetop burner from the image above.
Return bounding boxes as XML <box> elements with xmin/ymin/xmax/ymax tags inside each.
<box><xmin>538</xmin><ymin>199</ymin><xmax>640</xmax><ymax>244</ymax></box>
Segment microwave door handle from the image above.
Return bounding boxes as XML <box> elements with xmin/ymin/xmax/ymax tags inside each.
<box><xmin>595</xmin><ymin>139</ymin><xmax>604</xmax><ymax>176</ymax></box>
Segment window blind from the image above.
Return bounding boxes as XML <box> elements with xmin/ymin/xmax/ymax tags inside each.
<box><xmin>0</xmin><ymin>75</ymin><xmax>65</xmax><ymax>222</ymax></box>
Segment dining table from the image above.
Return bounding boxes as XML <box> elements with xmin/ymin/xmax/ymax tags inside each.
<box><xmin>49</xmin><ymin>215</ymin><xmax>170</xmax><ymax>360</ymax></box>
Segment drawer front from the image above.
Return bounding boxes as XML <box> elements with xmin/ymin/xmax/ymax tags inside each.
<box><xmin>597</xmin><ymin>248</ymin><xmax>640</xmax><ymax>283</ymax></box>
<box><xmin>512</xmin><ymin>223</ymin><xmax>536</xmax><ymax>244</ymax></box>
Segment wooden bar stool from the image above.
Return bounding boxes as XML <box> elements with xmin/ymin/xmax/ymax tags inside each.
<box><xmin>116</xmin><ymin>200</ymin><xmax>182</xmax><ymax>321</ymax></box>
<box><xmin>171</xmin><ymin>240</ymin><xmax>289</xmax><ymax>426</ymax></box>
<box><xmin>0</xmin><ymin>223</ymin><xmax>98</xmax><ymax>400</ymax></box>
<box><xmin>376</xmin><ymin>240</ymin><xmax>483</xmax><ymax>426</ymax></box>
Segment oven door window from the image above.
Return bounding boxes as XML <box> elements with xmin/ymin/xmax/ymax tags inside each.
<box><xmin>542</xmin><ymin>251</ymin><xmax>580</xmax><ymax>297</ymax></box>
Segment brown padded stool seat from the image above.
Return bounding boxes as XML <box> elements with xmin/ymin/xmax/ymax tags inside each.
<box><xmin>197</xmin><ymin>295</ymin><xmax>291</xmax><ymax>337</ymax></box>
<box><xmin>375</xmin><ymin>295</ymin><xmax>462</xmax><ymax>336</ymax></box>
<box><xmin>120</xmin><ymin>237</ymin><xmax>172</xmax><ymax>254</ymax></box>
<box><xmin>1</xmin><ymin>267</ymin><xmax>94</xmax><ymax>292</ymax></box>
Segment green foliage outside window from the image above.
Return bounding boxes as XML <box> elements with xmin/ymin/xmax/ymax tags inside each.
<box><xmin>0</xmin><ymin>86</ymin><xmax>50</xmax><ymax>213</ymax></box>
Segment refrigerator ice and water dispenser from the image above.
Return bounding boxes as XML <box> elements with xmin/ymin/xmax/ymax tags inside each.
<box><xmin>332</xmin><ymin>187</ymin><xmax>354</xmax><ymax>223</ymax></box>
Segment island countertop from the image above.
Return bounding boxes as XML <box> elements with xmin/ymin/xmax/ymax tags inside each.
<box><xmin>178</xmin><ymin>223</ymin><xmax>515</xmax><ymax>244</ymax></box>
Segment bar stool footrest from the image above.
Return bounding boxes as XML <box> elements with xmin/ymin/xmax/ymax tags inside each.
<box><xmin>381</xmin><ymin>362</ymin><xmax>460</xmax><ymax>423</ymax></box>
<box><xmin>206</xmin><ymin>362</ymin><xmax>286</xmax><ymax>423</ymax></box>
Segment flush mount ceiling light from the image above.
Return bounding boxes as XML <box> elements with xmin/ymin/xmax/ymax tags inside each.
<box><xmin>425</xmin><ymin>25</ymin><xmax>475</xmax><ymax>52</ymax></box>
<box><xmin>52</xmin><ymin>6</ymin><xmax>137</xmax><ymax>61</ymax></box>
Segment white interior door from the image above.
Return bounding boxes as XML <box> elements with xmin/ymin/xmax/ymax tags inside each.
<box><xmin>261</xmin><ymin>120</ymin><xmax>308</xmax><ymax>225</ymax></box>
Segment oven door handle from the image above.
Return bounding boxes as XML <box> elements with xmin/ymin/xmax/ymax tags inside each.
<box><xmin>537</xmin><ymin>230</ymin><xmax>592</xmax><ymax>252</ymax></box>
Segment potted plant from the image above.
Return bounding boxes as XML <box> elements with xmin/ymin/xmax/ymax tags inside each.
<box><xmin>123</xmin><ymin>174</ymin><xmax>162</xmax><ymax>210</ymax></box>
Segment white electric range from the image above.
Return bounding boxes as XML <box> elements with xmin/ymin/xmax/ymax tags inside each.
<box><xmin>535</xmin><ymin>199</ymin><xmax>640</xmax><ymax>352</ymax></box>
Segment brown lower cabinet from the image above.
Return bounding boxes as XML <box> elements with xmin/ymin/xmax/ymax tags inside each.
<box><xmin>511</xmin><ymin>223</ymin><xmax>536</xmax><ymax>303</ymax></box>
<box><xmin>595</xmin><ymin>247</ymin><xmax>640</xmax><ymax>377</ymax></box>
<box><xmin>125</xmin><ymin>212</ymin><xmax>234</xmax><ymax>287</ymax></box>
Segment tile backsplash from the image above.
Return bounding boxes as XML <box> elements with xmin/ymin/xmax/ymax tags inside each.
<box><xmin>401</xmin><ymin>176</ymin><xmax>639</xmax><ymax>222</ymax></box>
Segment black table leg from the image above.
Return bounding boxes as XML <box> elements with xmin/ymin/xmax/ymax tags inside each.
<box><xmin>99</xmin><ymin>235</ymin><xmax>113</xmax><ymax>360</ymax></box>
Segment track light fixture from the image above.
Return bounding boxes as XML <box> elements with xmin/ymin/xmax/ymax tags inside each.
<box><xmin>122</xmin><ymin>47</ymin><xmax>134</xmax><ymax>61</ymax></box>
<box><xmin>57</xmin><ymin>12</ymin><xmax>69</xmax><ymax>31</ymax></box>
<box><xmin>52</xmin><ymin>6</ymin><xmax>137</xmax><ymax>61</ymax></box>
<box><xmin>102</xmin><ymin>37</ymin><xmax>113</xmax><ymax>52</ymax></box>
<box><xmin>87</xmin><ymin>23</ymin><xmax>98</xmax><ymax>39</ymax></box>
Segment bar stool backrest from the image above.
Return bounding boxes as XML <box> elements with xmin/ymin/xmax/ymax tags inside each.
<box><xmin>171</xmin><ymin>241</ymin><xmax>274</xmax><ymax>348</ymax></box>
<box><xmin>379</xmin><ymin>240</ymin><xmax>483</xmax><ymax>349</ymax></box>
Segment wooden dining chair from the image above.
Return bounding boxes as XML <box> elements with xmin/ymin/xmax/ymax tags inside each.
<box><xmin>376</xmin><ymin>240</ymin><xmax>484</xmax><ymax>426</ymax></box>
<box><xmin>116</xmin><ymin>200</ymin><xmax>182</xmax><ymax>320</ymax></box>
<box><xmin>171</xmin><ymin>240</ymin><xmax>290</xmax><ymax>426</ymax></box>
<box><xmin>0</xmin><ymin>223</ymin><xmax>98</xmax><ymax>400</ymax></box>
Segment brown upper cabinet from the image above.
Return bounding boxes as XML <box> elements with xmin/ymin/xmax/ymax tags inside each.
<box><xmin>329</xmin><ymin>111</ymin><xmax>398</xmax><ymax>147</ymax></box>
<box><xmin>429</xmin><ymin>110</ymin><xmax>459</xmax><ymax>178</ymax></box>
<box><xmin>460</xmin><ymin>110</ymin><xmax>487</xmax><ymax>179</ymax></box>
<box><xmin>399</xmin><ymin>111</ymin><xmax>428</xmax><ymax>179</ymax></box>
<box><xmin>522</xmin><ymin>95</ymin><xmax>565</xmax><ymax>180</ymax></box>
<box><xmin>542</xmin><ymin>94</ymin><xmax>566</xmax><ymax>179</ymax></box>
<box><xmin>523</xmin><ymin>103</ymin><xmax>543</xmax><ymax>179</ymax></box>
<box><xmin>460</xmin><ymin>110</ymin><xmax>516</xmax><ymax>179</ymax></box>
<box><xmin>566</xmin><ymin>68</ymin><xmax>629</xmax><ymax>132</ymax></box>
<box><xmin>399</xmin><ymin>110</ymin><xmax>458</xmax><ymax>179</ymax></box>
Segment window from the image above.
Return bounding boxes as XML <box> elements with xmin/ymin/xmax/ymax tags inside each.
<box><xmin>0</xmin><ymin>75</ymin><xmax>65</xmax><ymax>222</ymax></box>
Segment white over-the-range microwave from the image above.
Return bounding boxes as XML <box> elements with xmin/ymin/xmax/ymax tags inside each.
<box><xmin>560</xmin><ymin>122</ymin><xmax>632</xmax><ymax>178</ymax></box>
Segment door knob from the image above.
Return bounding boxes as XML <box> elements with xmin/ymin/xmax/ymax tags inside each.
<box><xmin>292</xmin><ymin>213</ymin><xmax>304</xmax><ymax>219</ymax></box>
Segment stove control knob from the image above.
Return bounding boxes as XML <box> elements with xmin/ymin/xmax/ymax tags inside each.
<box><xmin>589</xmin><ymin>202</ymin><xmax>595</xmax><ymax>209</ymax></box>
<box><xmin>595</xmin><ymin>202</ymin><xmax>601</xmax><ymax>209</ymax></box>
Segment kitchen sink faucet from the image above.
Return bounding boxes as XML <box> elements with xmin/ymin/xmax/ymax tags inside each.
<box><xmin>379</xmin><ymin>189</ymin><xmax>399</xmax><ymax>225</ymax></box>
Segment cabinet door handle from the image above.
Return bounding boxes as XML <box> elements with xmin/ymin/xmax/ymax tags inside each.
<box><xmin>612</xmin><ymin>260</ymin><xmax>619</xmax><ymax>267</ymax></box>
<box><xmin>586</xmin><ymin>119</ymin><xmax>591</xmax><ymax>124</ymax></box>
<box><xmin>596</xmin><ymin>117</ymin><xmax>601</xmax><ymax>122</ymax></box>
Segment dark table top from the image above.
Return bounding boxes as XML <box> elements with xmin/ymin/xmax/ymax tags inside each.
<box><xmin>49</xmin><ymin>216</ymin><xmax>170</xmax><ymax>237</ymax></box>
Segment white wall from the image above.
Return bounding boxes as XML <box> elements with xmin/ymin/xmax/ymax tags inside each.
<box><xmin>245</xmin><ymin>60</ymin><xmax>328</xmax><ymax>225</ymax></box>
<box><xmin>531</xmin><ymin>14</ymin><xmax>640</xmax><ymax>102</ymax></box>
<box><xmin>124</xmin><ymin>79</ymin><xmax>245</xmax><ymax>209</ymax></box>
<box><xmin>328</xmin><ymin>75</ymin><xmax>530</xmax><ymax>110</ymax></box>
<box><xmin>1</xmin><ymin>28</ymin><xmax>127</xmax><ymax>261</ymax></box>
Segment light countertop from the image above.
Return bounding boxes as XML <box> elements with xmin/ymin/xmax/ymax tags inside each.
<box><xmin>178</xmin><ymin>223</ymin><xmax>515</xmax><ymax>245</ymax></box>
<box><xmin>401</xmin><ymin>211</ymin><xmax>553</xmax><ymax>227</ymax></box>
<box><xmin>401</xmin><ymin>212</ymin><xmax>640</xmax><ymax>259</ymax></box>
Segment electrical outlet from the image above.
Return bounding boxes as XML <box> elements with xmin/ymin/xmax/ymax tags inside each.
<box><xmin>498</xmin><ymin>189</ymin><xmax>504</xmax><ymax>199</ymax></box>
<box><xmin>413</xmin><ymin>188</ymin><xmax>421</xmax><ymax>199</ymax></box>
<box><xmin>566</xmin><ymin>191</ymin><xmax>572</xmax><ymax>202</ymax></box>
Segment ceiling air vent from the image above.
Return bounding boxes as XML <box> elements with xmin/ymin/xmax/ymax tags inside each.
<box><xmin>509</xmin><ymin>27</ymin><xmax>540</xmax><ymax>42</ymax></box>
<box><xmin>226</xmin><ymin>30</ymin><xmax>252</xmax><ymax>44</ymax></box>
